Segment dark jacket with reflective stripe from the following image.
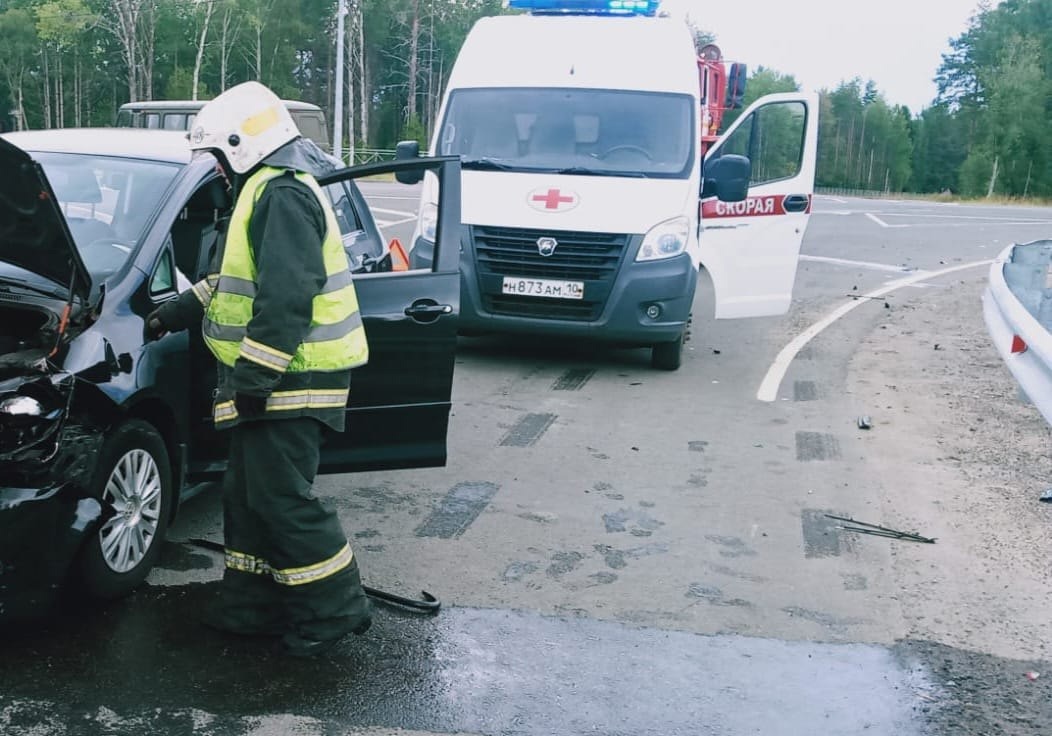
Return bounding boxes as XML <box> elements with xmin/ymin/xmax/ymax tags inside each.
<box><xmin>166</xmin><ymin>174</ymin><xmax>352</xmax><ymax>432</ymax></box>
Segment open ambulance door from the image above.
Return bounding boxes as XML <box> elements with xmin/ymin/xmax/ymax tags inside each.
<box><xmin>699</xmin><ymin>92</ymin><xmax>819</xmax><ymax>319</ymax></box>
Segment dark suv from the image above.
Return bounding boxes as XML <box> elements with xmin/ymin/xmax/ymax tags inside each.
<box><xmin>0</xmin><ymin>130</ymin><xmax>461</xmax><ymax>618</ymax></box>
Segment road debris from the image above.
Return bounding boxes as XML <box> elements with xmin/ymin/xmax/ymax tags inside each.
<box><xmin>1039</xmin><ymin>489</ymin><xmax>1052</xmax><ymax>503</ymax></box>
<box><xmin>824</xmin><ymin>514</ymin><xmax>937</xmax><ymax>544</ymax></box>
<box><xmin>857</xmin><ymin>416</ymin><xmax>873</xmax><ymax>430</ymax></box>
<box><xmin>1025</xmin><ymin>671</ymin><xmax>1041</xmax><ymax>681</ymax></box>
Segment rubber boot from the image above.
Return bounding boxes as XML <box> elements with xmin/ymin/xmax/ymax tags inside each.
<box><xmin>201</xmin><ymin>569</ymin><xmax>287</xmax><ymax>637</ymax></box>
<box><xmin>281</xmin><ymin>559</ymin><xmax>372</xmax><ymax>657</ymax></box>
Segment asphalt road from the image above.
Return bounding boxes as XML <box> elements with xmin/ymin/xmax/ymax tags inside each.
<box><xmin>2</xmin><ymin>195</ymin><xmax>1052</xmax><ymax>735</ymax></box>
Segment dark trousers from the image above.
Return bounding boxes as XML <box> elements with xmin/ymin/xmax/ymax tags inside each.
<box><xmin>219</xmin><ymin>416</ymin><xmax>370</xmax><ymax>639</ymax></box>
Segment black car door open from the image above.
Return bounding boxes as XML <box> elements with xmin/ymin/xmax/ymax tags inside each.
<box><xmin>317</xmin><ymin>156</ymin><xmax>462</xmax><ymax>474</ymax></box>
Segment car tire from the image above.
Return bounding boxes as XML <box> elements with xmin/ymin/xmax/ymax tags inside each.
<box><xmin>76</xmin><ymin>419</ymin><xmax>173</xmax><ymax>600</ymax></box>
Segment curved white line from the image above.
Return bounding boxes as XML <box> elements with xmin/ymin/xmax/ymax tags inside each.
<box><xmin>756</xmin><ymin>259</ymin><xmax>994</xmax><ymax>402</ymax></box>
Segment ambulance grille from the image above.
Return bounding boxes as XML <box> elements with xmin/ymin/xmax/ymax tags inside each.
<box><xmin>472</xmin><ymin>226</ymin><xmax>628</xmax><ymax>281</ymax></box>
<box><xmin>485</xmin><ymin>294</ymin><xmax>600</xmax><ymax>321</ymax></box>
<box><xmin>472</xmin><ymin>226</ymin><xmax>629</xmax><ymax>321</ymax></box>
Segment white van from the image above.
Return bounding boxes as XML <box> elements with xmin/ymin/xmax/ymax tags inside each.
<box><xmin>404</xmin><ymin>1</ymin><xmax>818</xmax><ymax>369</ymax></box>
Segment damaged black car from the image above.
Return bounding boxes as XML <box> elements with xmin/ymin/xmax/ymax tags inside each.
<box><xmin>0</xmin><ymin>130</ymin><xmax>462</xmax><ymax>619</ymax></box>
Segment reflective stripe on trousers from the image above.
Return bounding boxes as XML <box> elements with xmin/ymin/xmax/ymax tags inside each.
<box><xmin>225</xmin><ymin>543</ymin><xmax>354</xmax><ymax>586</ymax></box>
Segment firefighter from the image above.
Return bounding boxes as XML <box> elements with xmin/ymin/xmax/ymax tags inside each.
<box><xmin>144</xmin><ymin>81</ymin><xmax>371</xmax><ymax>657</ymax></box>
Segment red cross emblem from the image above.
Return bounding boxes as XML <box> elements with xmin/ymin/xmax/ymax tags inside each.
<box><xmin>528</xmin><ymin>187</ymin><xmax>579</xmax><ymax>212</ymax></box>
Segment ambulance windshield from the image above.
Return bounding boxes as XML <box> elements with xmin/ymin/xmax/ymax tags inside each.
<box><xmin>440</xmin><ymin>87</ymin><xmax>695</xmax><ymax>178</ymax></box>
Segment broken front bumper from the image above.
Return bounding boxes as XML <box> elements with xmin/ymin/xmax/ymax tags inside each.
<box><xmin>0</xmin><ymin>484</ymin><xmax>103</xmax><ymax>619</ymax></box>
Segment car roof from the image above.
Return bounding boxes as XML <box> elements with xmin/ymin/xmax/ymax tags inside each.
<box><xmin>1</xmin><ymin>129</ymin><xmax>193</xmax><ymax>164</ymax></box>
<box><xmin>118</xmin><ymin>99</ymin><xmax>322</xmax><ymax>112</ymax></box>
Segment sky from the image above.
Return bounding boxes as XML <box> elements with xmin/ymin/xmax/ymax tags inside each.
<box><xmin>661</xmin><ymin>0</ymin><xmax>998</xmax><ymax>112</ymax></box>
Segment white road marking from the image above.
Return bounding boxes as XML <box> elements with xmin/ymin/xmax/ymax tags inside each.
<box><xmin>876</xmin><ymin>220</ymin><xmax>1052</xmax><ymax>228</ymax></box>
<box><xmin>819</xmin><ymin>196</ymin><xmax>848</xmax><ymax>203</ymax></box>
<box><xmin>813</xmin><ymin>210</ymin><xmax>854</xmax><ymax>216</ymax></box>
<box><xmin>371</xmin><ymin>206</ymin><xmax>417</xmax><ymax>217</ymax></box>
<box><xmin>374</xmin><ymin>215</ymin><xmax>418</xmax><ymax>228</ymax></box>
<box><xmin>865</xmin><ymin>213</ymin><xmax>908</xmax><ymax>228</ymax></box>
<box><xmin>799</xmin><ymin>255</ymin><xmax>925</xmax><ymax>274</ymax></box>
<box><xmin>756</xmin><ymin>259</ymin><xmax>994</xmax><ymax>402</ymax></box>
<box><xmin>876</xmin><ymin>212</ymin><xmax>1052</xmax><ymax>222</ymax></box>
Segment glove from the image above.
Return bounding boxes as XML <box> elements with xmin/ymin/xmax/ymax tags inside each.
<box><xmin>143</xmin><ymin>302</ymin><xmax>179</xmax><ymax>342</ymax></box>
<box><xmin>234</xmin><ymin>392</ymin><xmax>268</xmax><ymax>419</ymax></box>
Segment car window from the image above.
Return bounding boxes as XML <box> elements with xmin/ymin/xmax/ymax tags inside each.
<box><xmin>716</xmin><ymin>100</ymin><xmax>807</xmax><ymax>186</ymax></box>
<box><xmin>34</xmin><ymin>152</ymin><xmax>182</xmax><ymax>282</ymax></box>
<box><xmin>440</xmin><ymin>87</ymin><xmax>695</xmax><ymax>179</ymax></box>
<box><xmin>324</xmin><ymin>180</ymin><xmax>387</xmax><ymax>273</ymax></box>
<box><xmin>144</xmin><ymin>113</ymin><xmax>161</xmax><ymax>129</ymax></box>
<box><xmin>150</xmin><ymin>248</ymin><xmax>176</xmax><ymax>296</ymax></box>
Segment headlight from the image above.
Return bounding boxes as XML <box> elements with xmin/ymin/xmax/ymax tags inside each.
<box><xmin>0</xmin><ymin>396</ymin><xmax>44</xmax><ymax>417</ymax></box>
<box><xmin>420</xmin><ymin>202</ymin><xmax>438</xmax><ymax>242</ymax></box>
<box><xmin>0</xmin><ymin>392</ymin><xmax>64</xmax><ymax>459</ymax></box>
<box><xmin>636</xmin><ymin>216</ymin><xmax>690</xmax><ymax>262</ymax></box>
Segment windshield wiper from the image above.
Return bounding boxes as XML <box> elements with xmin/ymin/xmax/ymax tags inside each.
<box><xmin>553</xmin><ymin>166</ymin><xmax>648</xmax><ymax>178</ymax></box>
<box><xmin>460</xmin><ymin>157</ymin><xmax>515</xmax><ymax>171</ymax></box>
<box><xmin>0</xmin><ymin>275</ymin><xmax>68</xmax><ymax>300</ymax></box>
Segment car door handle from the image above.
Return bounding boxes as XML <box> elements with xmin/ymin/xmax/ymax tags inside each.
<box><xmin>783</xmin><ymin>194</ymin><xmax>810</xmax><ymax>213</ymax></box>
<box><xmin>405</xmin><ymin>300</ymin><xmax>453</xmax><ymax>322</ymax></box>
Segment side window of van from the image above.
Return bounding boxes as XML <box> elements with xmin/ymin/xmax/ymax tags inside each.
<box><xmin>144</xmin><ymin>113</ymin><xmax>161</xmax><ymax>130</ymax></box>
<box><xmin>294</xmin><ymin>113</ymin><xmax>326</xmax><ymax>148</ymax></box>
<box><xmin>163</xmin><ymin>113</ymin><xmax>188</xmax><ymax>131</ymax></box>
<box><xmin>717</xmin><ymin>101</ymin><xmax>807</xmax><ymax>186</ymax></box>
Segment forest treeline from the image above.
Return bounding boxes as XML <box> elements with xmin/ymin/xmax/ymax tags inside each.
<box><xmin>1</xmin><ymin>0</ymin><xmax>1048</xmax><ymax>198</ymax></box>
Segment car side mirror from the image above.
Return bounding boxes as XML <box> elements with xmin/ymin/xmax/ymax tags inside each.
<box><xmin>701</xmin><ymin>154</ymin><xmax>751</xmax><ymax>202</ymax></box>
<box><xmin>394</xmin><ymin>141</ymin><xmax>423</xmax><ymax>185</ymax></box>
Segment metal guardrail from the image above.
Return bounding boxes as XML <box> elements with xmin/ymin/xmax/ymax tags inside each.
<box><xmin>982</xmin><ymin>239</ymin><xmax>1052</xmax><ymax>426</ymax></box>
<box><xmin>343</xmin><ymin>148</ymin><xmax>396</xmax><ymax>166</ymax></box>
<box><xmin>815</xmin><ymin>186</ymin><xmax>899</xmax><ymax>199</ymax></box>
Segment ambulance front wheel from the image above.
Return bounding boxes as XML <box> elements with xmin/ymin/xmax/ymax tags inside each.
<box><xmin>651</xmin><ymin>314</ymin><xmax>691</xmax><ymax>371</ymax></box>
<box><xmin>651</xmin><ymin>333</ymin><xmax>684</xmax><ymax>371</ymax></box>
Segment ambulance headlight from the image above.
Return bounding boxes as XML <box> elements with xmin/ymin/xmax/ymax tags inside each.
<box><xmin>636</xmin><ymin>216</ymin><xmax>689</xmax><ymax>262</ymax></box>
<box><xmin>420</xmin><ymin>202</ymin><xmax>438</xmax><ymax>243</ymax></box>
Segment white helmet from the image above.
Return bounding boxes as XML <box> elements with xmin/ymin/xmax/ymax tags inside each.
<box><xmin>188</xmin><ymin>81</ymin><xmax>300</xmax><ymax>174</ymax></box>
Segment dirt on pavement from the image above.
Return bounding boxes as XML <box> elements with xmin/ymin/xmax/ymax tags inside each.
<box><xmin>851</xmin><ymin>275</ymin><xmax>1052</xmax><ymax>735</ymax></box>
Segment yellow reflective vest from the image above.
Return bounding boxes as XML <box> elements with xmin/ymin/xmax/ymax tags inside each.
<box><xmin>202</xmin><ymin>166</ymin><xmax>368</xmax><ymax>424</ymax></box>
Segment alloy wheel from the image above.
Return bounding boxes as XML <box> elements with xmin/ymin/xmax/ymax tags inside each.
<box><xmin>98</xmin><ymin>449</ymin><xmax>163</xmax><ymax>574</ymax></box>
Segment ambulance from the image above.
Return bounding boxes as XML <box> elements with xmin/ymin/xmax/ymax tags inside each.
<box><xmin>402</xmin><ymin>0</ymin><xmax>818</xmax><ymax>370</ymax></box>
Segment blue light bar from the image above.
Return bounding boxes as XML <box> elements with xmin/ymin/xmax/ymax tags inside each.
<box><xmin>506</xmin><ymin>0</ymin><xmax>661</xmax><ymax>16</ymax></box>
